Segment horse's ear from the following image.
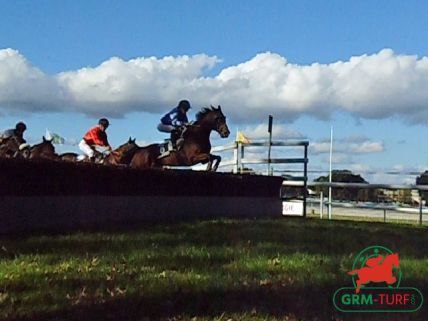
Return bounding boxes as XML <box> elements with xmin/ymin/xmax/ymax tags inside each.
<box><xmin>217</xmin><ymin>105</ymin><xmax>222</xmax><ymax>111</ymax></box>
<box><xmin>42</xmin><ymin>136</ymin><xmax>46</xmax><ymax>142</ymax></box>
<box><xmin>128</xmin><ymin>137</ymin><xmax>132</xmax><ymax>143</ymax></box>
<box><xmin>210</xmin><ymin>105</ymin><xmax>215</xmax><ymax>111</ymax></box>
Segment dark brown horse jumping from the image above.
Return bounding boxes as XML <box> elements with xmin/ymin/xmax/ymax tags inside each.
<box><xmin>130</xmin><ymin>106</ymin><xmax>230</xmax><ymax>171</ymax></box>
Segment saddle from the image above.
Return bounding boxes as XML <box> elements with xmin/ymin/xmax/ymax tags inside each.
<box><xmin>157</xmin><ymin>126</ymin><xmax>187</xmax><ymax>159</ymax></box>
<box><xmin>157</xmin><ymin>140</ymin><xmax>175</xmax><ymax>159</ymax></box>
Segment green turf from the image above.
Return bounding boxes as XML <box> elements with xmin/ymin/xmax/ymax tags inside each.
<box><xmin>0</xmin><ymin>217</ymin><xmax>427</xmax><ymax>321</ymax></box>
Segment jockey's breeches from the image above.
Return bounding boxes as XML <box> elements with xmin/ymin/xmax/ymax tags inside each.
<box><xmin>157</xmin><ymin>123</ymin><xmax>175</xmax><ymax>133</ymax></box>
<box><xmin>79</xmin><ymin>139</ymin><xmax>95</xmax><ymax>158</ymax></box>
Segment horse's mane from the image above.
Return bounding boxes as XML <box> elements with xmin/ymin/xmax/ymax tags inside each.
<box><xmin>31</xmin><ymin>138</ymin><xmax>53</xmax><ymax>150</ymax></box>
<box><xmin>196</xmin><ymin>106</ymin><xmax>217</xmax><ymax>122</ymax></box>
<box><xmin>30</xmin><ymin>142</ymin><xmax>43</xmax><ymax>150</ymax></box>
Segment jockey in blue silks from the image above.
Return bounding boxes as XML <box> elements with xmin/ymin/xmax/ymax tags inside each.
<box><xmin>157</xmin><ymin>100</ymin><xmax>191</xmax><ymax>150</ymax></box>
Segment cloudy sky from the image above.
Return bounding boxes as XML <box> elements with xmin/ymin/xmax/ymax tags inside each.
<box><xmin>1</xmin><ymin>1</ymin><xmax>428</xmax><ymax>183</ymax></box>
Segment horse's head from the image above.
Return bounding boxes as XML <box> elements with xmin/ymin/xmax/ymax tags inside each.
<box><xmin>115</xmin><ymin>137</ymin><xmax>138</xmax><ymax>155</ymax></box>
<box><xmin>41</xmin><ymin>136</ymin><xmax>55</xmax><ymax>153</ymax></box>
<box><xmin>29</xmin><ymin>136</ymin><xmax>56</xmax><ymax>159</ymax></box>
<box><xmin>196</xmin><ymin>105</ymin><xmax>230</xmax><ymax>138</ymax></box>
<box><xmin>109</xmin><ymin>137</ymin><xmax>139</xmax><ymax>164</ymax></box>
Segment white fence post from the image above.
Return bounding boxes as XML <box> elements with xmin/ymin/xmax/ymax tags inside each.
<box><xmin>233</xmin><ymin>142</ymin><xmax>238</xmax><ymax>173</ymax></box>
<box><xmin>211</xmin><ymin>140</ymin><xmax>309</xmax><ymax>215</ymax></box>
<box><xmin>320</xmin><ymin>191</ymin><xmax>324</xmax><ymax>219</ymax></box>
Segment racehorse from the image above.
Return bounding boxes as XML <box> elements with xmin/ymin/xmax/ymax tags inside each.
<box><xmin>0</xmin><ymin>135</ymin><xmax>29</xmax><ymax>158</ymax></box>
<box><xmin>348</xmin><ymin>253</ymin><xmax>400</xmax><ymax>293</ymax></box>
<box><xmin>130</xmin><ymin>105</ymin><xmax>230</xmax><ymax>171</ymax></box>
<box><xmin>27</xmin><ymin>136</ymin><xmax>58</xmax><ymax>160</ymax></box>
<box><xmin>103</xmin><ymin>137</ymin><xmax>139</xmax><ymax>166</ymax></box>
<box><xmin>59</xmin><ymin>137</ymin><xmax>139</xmax><ymax>166</ymax></box>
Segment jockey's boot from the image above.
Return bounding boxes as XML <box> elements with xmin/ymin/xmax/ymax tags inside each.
<box><xmin>176</xmin><ymin>126</ymin><xmax>187</xmax><ymax>150</ymax></box>
<box><xmin>176</xmin><ymin>138</ymin><xmax>184</xmax><ymax>150</ymax></box>
<box><xmin>170</xmin><ymin>130</ymin><xmax>180</xmax><ymax>150</ymax></box>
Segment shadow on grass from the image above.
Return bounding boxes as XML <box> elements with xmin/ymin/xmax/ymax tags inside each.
<box><xmin>4</xmin><ymin>281</ymin><xmax>427</xmax><ymax>321</ymax></box>
<box><xmin>2</xmin><ymin>218</ymin><xmax>428</xmax><ymax>260</ymax></box>
<box><xmin>2</xmin><ymin>218</ymin><xmax>428</xmax><ymax>321</ymax></box>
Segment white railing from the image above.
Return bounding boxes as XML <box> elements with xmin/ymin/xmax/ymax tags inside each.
<box><xmin>212</xmin><ymin>140</ymin><xmax>309</xmax><ymax>175</ymax></box>
<box><xmin>294</xmin><ymin>181</ymin><xmax>428</xmax><ymax>225</ymax></box>
<box><xmin>212</xmin><ymin>140</ymin><xmax>310</xmax><ymax>217</ymax></box>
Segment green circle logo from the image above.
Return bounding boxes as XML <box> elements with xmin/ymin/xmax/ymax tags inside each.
<box><xmin>333</xmin><ymin>245</ymin><xmax>424</xmax><ymax>313</ymax></box>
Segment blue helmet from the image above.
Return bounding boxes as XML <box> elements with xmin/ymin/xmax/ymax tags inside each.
<box><xmin>178</xmin><ymin>100</ymin><xmax>191</xmax><ymax>111</ymax></box>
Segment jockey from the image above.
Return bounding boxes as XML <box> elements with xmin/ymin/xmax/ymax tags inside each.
<box><xmin>157</xmin><ymin>100</ymin><xmax>191</xmax><ymax>150</ymax></box>
<box><xmin>79</xmin><ymin>118</ymin><xmax>113</xmax><ymax>161</ymax></box>
<box><xmin>0</xmin><ymin>121</ymin><xmax>27</xmax><ymax>144</ymax></box>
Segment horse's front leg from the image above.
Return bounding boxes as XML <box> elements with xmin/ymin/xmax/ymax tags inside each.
<box><xmin>211</xmin><ymin>154</ymin><xmax>221</xmax><ymax>171</ymax></box>
<box><xmin>189</xmin><ymin>153</ymin><xmax>213</xmax><ymax>170</ymax></box>
<box><xmin>205</xmin><ymin>154</ymin><xmax>221</xmax><ymax>171</ymax></box>
<box><xmin>206</xmin><ymin>158</ymin><xmax>213</xmax><ymax>171</ymax></box>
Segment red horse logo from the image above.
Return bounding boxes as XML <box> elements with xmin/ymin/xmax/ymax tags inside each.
<box><xmin>347</xmin><ymin>253</ymin><xmax>400</xmax><ymax>293</ymax></box>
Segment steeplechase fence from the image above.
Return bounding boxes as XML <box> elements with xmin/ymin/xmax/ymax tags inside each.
<box><xmin>210</xmin><ymin>140</ymin><xmax>310</xmax><ymax>217</ymax></box>
<box><xmin>0</xmin><ymin>158</ymin><xmax>284</xmax><ymax>235</ymax></box>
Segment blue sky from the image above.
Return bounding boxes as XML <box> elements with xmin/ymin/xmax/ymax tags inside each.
<box><xmin>1</xmin><ymin>0</ymin><xmax>428</xmax><ymax>183</ymax></box>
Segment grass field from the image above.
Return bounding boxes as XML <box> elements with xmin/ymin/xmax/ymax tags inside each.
<box><xmin>1</xmin><ymin>217</ymin><xmax>427</xmax><ymax>321</ymax></box>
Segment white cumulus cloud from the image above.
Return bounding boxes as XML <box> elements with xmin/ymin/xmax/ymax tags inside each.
<box><xmin>239</xmin><ymin>123</ymin><xmax>305</xmax><ymax>140</ymax></box>
<box><xmin>310</xmin><ymin>136</ymin><xmax>384</xmax><ymax>155</ymax></box>
<box><xmin>1</xmin><ymin>48</ymin><xmax>428</xmax><ymax>123</ymax></box>
<box><xmin>0</xmin><ymin>49</ymin><xmax>67</xmax><ymax>112</ymax></box>
<box><xmin>349</xmin><ymin>141</ymin><xmax>384</xmax><ymax>153</ymax></box>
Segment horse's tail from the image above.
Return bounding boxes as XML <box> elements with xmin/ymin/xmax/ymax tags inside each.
<box><xmin>347</xmin><ymin>269</ymin><xmax>358</xmax><ymax>275</ymax></box>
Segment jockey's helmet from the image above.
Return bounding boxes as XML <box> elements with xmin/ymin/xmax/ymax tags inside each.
<box><xmin>178</xmin><ymin>100</ymin><xmax>191</xmax><ymax>111</ymax></box>
<box><xmin>15</xmin><ymin>122</ymin><xmax>27</xmax><ymax>132</ymax></box>
<box><xmin>98</xmin><ymin>118</ymin><xmax>110</xmax><ymax>128</ymax></box>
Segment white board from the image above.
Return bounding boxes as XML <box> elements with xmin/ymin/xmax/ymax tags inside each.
<box><xmin>282</xmin><ymin>200</ymin><xmax>304</xmax><ymax>216</ymax></box>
